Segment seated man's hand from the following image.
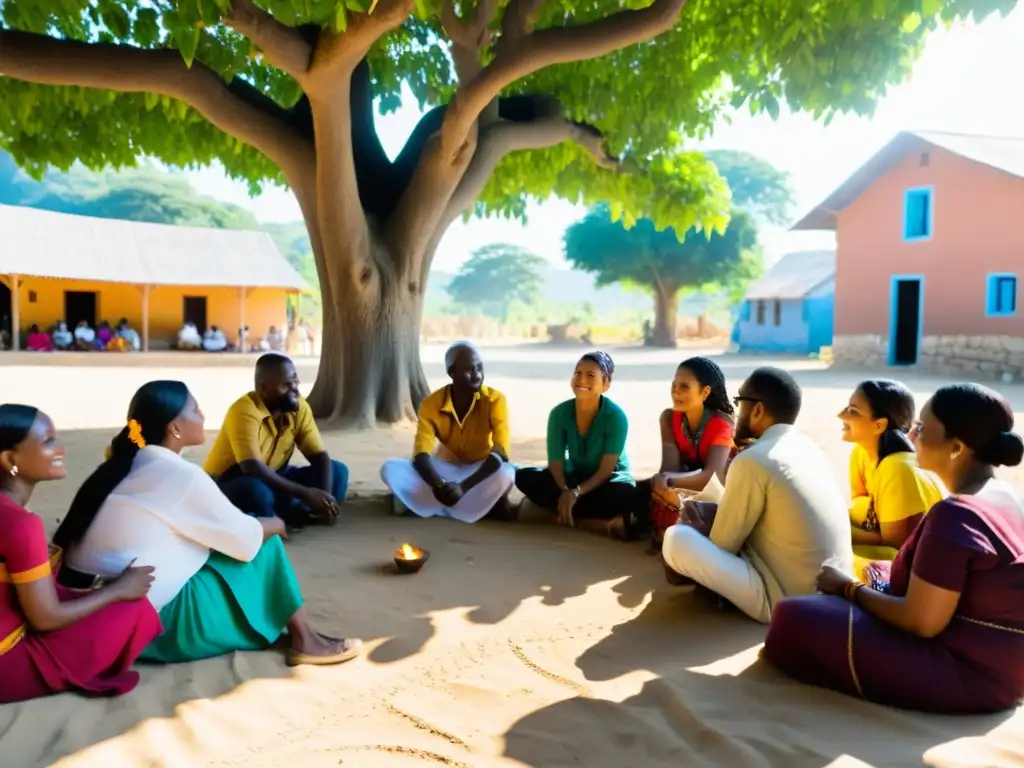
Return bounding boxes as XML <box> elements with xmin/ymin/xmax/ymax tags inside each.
<box><xmin>303</xmin><ymin>487</ymin><xmax>339</xmax><ymax>523</ymax></box>
<box><xmin>679</xmin><ymin>500</ymin><xmax>717</xmax><ymax>536</ymax></box>
<box><xmin>433</xmin><ymin>480</ymin><xmax>463</xmax><ymax>507</ymax></box>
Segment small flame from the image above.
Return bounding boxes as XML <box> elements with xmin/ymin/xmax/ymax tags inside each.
<box><xmin>400</xmin><ymin>543</ymin><xmax>417</xmax><ymax>560</ymax></box>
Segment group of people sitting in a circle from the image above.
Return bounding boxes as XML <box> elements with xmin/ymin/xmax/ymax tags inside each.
<box><xmin>381</xmin><ymin>342</ymin><xmax>1024</xmax><ymax>715</ymax></box>
<box><xmin>1</xmin><ymin>344</ymin><xmax>1022</xmax><ymax>718</ymax></box>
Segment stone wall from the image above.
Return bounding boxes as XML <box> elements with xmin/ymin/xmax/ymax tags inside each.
<box><xmin>833</xmin><ymin>334</ymin><xmax>1024</xmax><ymax>381</ymax></box>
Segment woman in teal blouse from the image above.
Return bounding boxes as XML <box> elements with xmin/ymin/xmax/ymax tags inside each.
<box><xmin>515</xmin><ymin>351</ymin><xmax>636</xmax><ymax>539</ymax></box>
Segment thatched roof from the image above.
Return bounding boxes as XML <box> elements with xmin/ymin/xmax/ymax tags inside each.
<box><xmin>0</xmin><ymin>204</ymin><xmax>306</xmax><ymax>290</ymax></box>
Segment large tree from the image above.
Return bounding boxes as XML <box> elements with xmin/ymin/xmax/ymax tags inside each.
<box><xmin>564</xmin><ymin>204</ymin><xmax>759</xmax><ymax>347</ymax></box>
<box><xmin>0</xmin><ymin>0</ymin><xmax>1011</xmax><ymax>425</ymax></box>
<box><xmin>447</xmin><ymin>243</ymin><xmax>544</xmax><ymax>320</ymax></box>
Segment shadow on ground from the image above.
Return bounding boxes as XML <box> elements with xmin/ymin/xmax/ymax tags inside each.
<box><xmin>503</xmin><ymin>658</ymin><xmax>1015</xmax><ymax>768</ymax></box>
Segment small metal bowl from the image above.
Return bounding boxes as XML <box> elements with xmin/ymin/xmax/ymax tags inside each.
<box><xmin>393</xmin><ymin>545</ymin><xmax>430</xmax><ymax>574</ymax></box>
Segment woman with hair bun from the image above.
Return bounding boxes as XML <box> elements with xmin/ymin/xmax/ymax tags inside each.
<box><xmin>838</xmin><ymin>380</ymin><xmax>945</xmax><ymax>579</ymax></box>
<box><xmin>0</xmin><ymin>404</ymin><xmax>160</xmax><ymax>703</ymax></box>
<box><xmin>515</xmin><ymin>351</ymin><xmax>636</xmax><ymax>539</ymax></box>
<box><xmin>765</xmin><ymin>383</ymin><xmax>1024</xmax><ymax>713</ymax></box>
<box><xmin>56</xmin><ymin>381</ymin><xmax>362</xmax><ymax>667</ymax></box>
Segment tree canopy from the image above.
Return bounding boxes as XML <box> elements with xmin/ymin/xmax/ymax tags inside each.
<box><xmin>564</xmin><ymin>203</ymin><xmax>760</xmax><ymax>345</ymax></box>
<box><xmin>446</xmin><ymin>243</ymin><xmax>545</xmax><ymax>320</ymax></box>
<box><xmin>564</xmin><ymin>204</ymin><xmax>759</xmax><ymax>294</ymax></box>
<box><xmin>1</xmin><ymin>0</ymin><xmax>1013</xmax><ymax>236</ymax></box>
<box><xmin>2</xmin><ymin>0</ymin><xmax>1015</xmax><ymax>422</ymax></box>
<box><xmin>704</xmin><ymin>149</ymin><xmax>794</xmax><ymax>226</ymax></box>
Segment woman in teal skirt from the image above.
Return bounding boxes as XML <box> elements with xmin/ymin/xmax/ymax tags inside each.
<box><xmin>55</xmin><ymin>380</ymin><xmax>362</xmax><ymax>666</ymax></box>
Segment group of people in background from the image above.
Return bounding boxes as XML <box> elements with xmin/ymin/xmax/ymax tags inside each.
<box><xmin>23</xmin><ymin>318</ymin><xmax>141</xmax><ymax>352</ymax></box>
<box><xmin>381</xmin><ymin>342</ymin><xmax>1024</xmax><ymax>715</ymax></box>
<box><xmin>2</xmin><ymin>342</ymin><xmax>1023</xmax><ymax>717</ymax></box>
<box><xmin>176</xmin><ymin>320</ymin><xmax>316</xmax><ymax>356</ymax></box>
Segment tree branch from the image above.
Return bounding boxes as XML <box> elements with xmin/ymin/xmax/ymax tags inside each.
<box><xmin>442</xmin><ymin>0</ymin><xmax>496</xmax><ymax>81</ymax></box>
<box><xmin>441</xmin><ymin>0</ymin><xmax>688</xmax><ymax>157</ymax></box>
<box><xmin>311</xmin><ymin>0</ymin><xmax>416</xmax><ymax>80</ymax></box>
<box><xmin>418</xmin><ymin>108</ymin><xmax>622</xmax><ymax>287</ymax></box>
<box><xmin>498</xmin><ymin>0</ymin><xmax>545</xmax><ymax>54</ymax></box>
<box><xmin>223</xmin><ymin>0</ymin><xmax>313</xmax><ymax>81</ymax></box>
<box><xmin>0</xmin><ymin>30</ymin><xmax>313</xmax><ymax>178</ymax></box>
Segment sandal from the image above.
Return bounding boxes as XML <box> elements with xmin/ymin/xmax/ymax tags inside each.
<box><xmin>286</xmin><ymin>637</ymin><xmax>364</xmax><ymax>667</ymax></box>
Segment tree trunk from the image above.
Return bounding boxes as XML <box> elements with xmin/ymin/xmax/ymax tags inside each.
<box><xmin>651</xmin><ymin>283</ymin><xmax>679</xmax><ymax>348</ymax></box>
<box><xmin>306</xmin><ymin>233</ymin><xmax>431</xmax><ymax>427</ymax></box>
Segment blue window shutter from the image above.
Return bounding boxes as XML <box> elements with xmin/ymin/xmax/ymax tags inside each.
<box><xmin>998</xmin><ymin>277</ymin><xmax>1016</xmax><ymax>314</ymax></box>
<box><xmin>904</xmin><ymin>189</ymin><xmax>931</xmax><ymax>239</ymax></box>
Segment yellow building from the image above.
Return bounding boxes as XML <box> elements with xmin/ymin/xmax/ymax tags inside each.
<box><xmin>0</xmin><ymin>205</ymin><xmax>307</xmax><ymax>350</ymax></box>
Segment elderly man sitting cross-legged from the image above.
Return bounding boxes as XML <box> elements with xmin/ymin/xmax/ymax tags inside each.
<box><xmin>381</xmin><ymin>341</ymin><xmax>516</xmax><ymax>523</ymax></box>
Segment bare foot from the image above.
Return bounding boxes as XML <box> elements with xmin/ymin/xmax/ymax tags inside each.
<box><xmin>290</xmin><ymin>633</ymin><xmax>363</xmax><ymax>660</ymax></box>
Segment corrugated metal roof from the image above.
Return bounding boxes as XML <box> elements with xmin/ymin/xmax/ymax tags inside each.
<box><xmin>791</xmin><ymin>131</ymin><xmax>1024</xmax><ymax>231</ymax></box>
<box><xmin>744</xmin><ymin>250</ymin><xmax>835</xmax><ymax>300</ymax></box>
<box><xmin>0</xmin><ymin>204</ymin><xmax>307</xmax><ymax>290</ymax></box>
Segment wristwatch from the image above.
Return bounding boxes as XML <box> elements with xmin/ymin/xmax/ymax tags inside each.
<box><xmin>570</xmin><ymin>486</ymin><xmax>581</xmax><ymax>498</ymax></box>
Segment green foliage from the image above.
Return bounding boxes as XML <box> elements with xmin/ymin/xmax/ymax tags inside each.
<box><xmin>446</xmin><ymin>243</ymin><xmax>546</xmax><ymax>320</ymax></box>
<box><xmin>704</xmin><ymin>149</ymin><xmax>794</xmax><ymax>226</ymax></box>
<box><xmin>563</xmin><ymin>203</ymin><xmax>759</xmax><ymax>299</ymax></box>
<box><xmin>1</xmin><ymin>0</ymin><xmax>1015</xmax><ymax>236</ymax></box>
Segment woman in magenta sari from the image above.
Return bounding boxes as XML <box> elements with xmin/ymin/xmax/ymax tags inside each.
<box><xmin>764</xmin><ymin>383</ymin><xmax>1024</xmax><ymax>714</ymax></box>
<box><xmin>0</xmin><ymin>404</ymin><xmax>161</xmax><ymax>703</ymax></box>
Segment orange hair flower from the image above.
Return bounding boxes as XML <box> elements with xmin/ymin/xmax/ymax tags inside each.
<box><xmin>127</xmin><ymin>418</ymin><xmax>146</xmax><ymax>449</ymax></box>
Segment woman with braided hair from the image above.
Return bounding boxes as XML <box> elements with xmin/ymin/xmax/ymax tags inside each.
<box><xmin>633</xmin><ymin>356</ymin><xmax>736</xmax><ymax>543</ymax></box>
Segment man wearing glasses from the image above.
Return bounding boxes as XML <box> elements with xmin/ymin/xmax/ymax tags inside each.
<box><xmin>662</xmin><ymin>367</ymin><xmax>852</xmax><ymax>623</ymax></box>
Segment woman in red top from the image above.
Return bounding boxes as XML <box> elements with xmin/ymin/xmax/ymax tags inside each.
<box><xmin>631</xmin><ymin>357</ymin><xmax>735</xmax><ymax>539</ymax></box>
<box><xmin>0</xmin><ymin>403</ymin><xmax>161</xmax><ymax>704</ymax></box>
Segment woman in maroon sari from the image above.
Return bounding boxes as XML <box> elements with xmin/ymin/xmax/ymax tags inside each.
<box><xmin>764</xmin><ymin>383</ymin><xmax>1024</xmax><ymax>714</ymax></box>
<box><xmin>0</xmin><ymin>404</ymin><xmax>161</xmax><ymax>703</ymax></box>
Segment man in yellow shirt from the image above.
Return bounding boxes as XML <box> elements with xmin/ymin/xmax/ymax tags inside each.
<box><xmin>380</xmin><ymin>342</ymin><xmax>515</xmax><ymax>523</ymax></box>
<box><xmin>204</xmin><ymin>353</ymin><xmax>347</xmax><ymax>528</ymax></box>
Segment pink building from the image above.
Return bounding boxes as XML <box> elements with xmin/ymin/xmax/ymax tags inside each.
<box><xmin>793</xmin><ymin>131</ymin><xmax>1024</xmax><ymax>379</ymax></box>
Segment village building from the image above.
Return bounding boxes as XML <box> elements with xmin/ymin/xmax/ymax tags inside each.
<box><xmin>0</xmin><ymin>205</ymin><xmax>306</xmax><ymax>351</ymax></box>
<box><xmin>793</xmin><ymin>130</ymin><xmax>1024</xmax><ymax>379</ymax></box>
<box><xmin>735</xmin><ymin>250</ymin><xmax>835</xmax><ymax>355</ymax></box>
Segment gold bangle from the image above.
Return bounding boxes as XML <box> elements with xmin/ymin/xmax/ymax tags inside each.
<box><xmin>850</xmin><ymin>583</ymin><xmax>866</xmax><ymax>603</ymax></box>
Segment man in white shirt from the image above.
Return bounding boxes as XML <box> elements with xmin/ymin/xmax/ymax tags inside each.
<box><xmin>203</xmin><ymin>325</ymin><xmax>228</xmax><ymax>352</ymax></box>
<box><xmin>178</xmin><ymin>322</ymin><xmax>202</xmax><ymax>350</ymax></box>
<box><xmin>662</xmin><ymin>367</ymin><xmax>852</xmax><ymax>623</ymax></box>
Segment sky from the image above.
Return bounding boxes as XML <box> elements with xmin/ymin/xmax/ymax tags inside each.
<box><xmin>184</xmin><ymin>7</ymin><xmax>1024</xmax><ymax>272</ymax></box>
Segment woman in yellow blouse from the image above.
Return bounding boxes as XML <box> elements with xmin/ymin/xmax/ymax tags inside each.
<box><xmin>839</xmin><ymin>379</ymin><xmax>945</xmax><ymax>579</ymax></box>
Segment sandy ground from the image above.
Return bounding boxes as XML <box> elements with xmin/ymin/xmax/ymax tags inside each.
<box><xmin>1</xmin><ymin>344</ymin><xmax>1023</xmax><ymax>768</ymax></box>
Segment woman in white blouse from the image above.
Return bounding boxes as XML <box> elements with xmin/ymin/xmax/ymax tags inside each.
<box><xmin>54</xmin><ymin>380</ymin><xmax>362</xmax><ymax>666</ymax></box>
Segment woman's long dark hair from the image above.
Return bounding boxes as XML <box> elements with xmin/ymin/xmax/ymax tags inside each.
<box><xmin>857</xmin><ymin>379</ymin><xmax>916</xmax><ymax>464</ymax></box>
<box><xmin>0</xmin><ymin>405</ymin><xmax>41</xmax><ymax>490</ymax></box>
<box><xmin>53</xmin><ymin>381</ymin><xmax>190</xmax><ymax>550</ymax></box>
<box><xmin>679</xmin><ymin>356</ymin><xmax>735</xmax><ymax>420</ymax></box>
<box><xmin>930</xmin><ymin>383</ymin><xmax>1024</xmax><ymax>468</ymax></box>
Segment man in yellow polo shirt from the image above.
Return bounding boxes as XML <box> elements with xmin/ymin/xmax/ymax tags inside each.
<box><xmin>380</xmin><ymin>341</ymin><xmax>515</xmax><ymax>523</ymax></box>
<box><xmin>204</xmin><ymin>353</ymin><xmax>347</xmax><ymax>528</ymax></box>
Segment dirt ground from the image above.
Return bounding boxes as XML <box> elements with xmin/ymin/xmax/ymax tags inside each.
<box><xmin>2</xmin><ymin>345</ymin><xmax>1023</xmax><ymax>768</ymax></box>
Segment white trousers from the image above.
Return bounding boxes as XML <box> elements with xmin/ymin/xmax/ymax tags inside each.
<box><xmin>662</xmin><ymin>524</ymin><xmax>771</xmax><ymax>623</ymax></box>
<box><xmin>380</xmin><ymin>457</ymin><xmax>515</xmax><ymax>524</ymax></box>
